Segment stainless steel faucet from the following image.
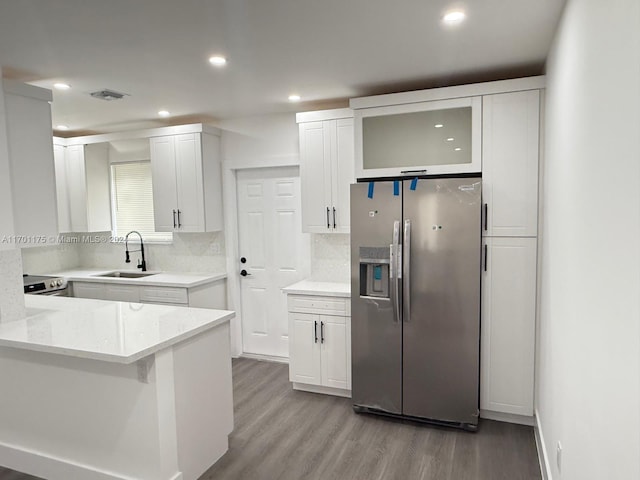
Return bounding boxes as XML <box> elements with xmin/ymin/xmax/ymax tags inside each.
<box><xmin>124</xmin><ymin>231</ymin><xmax>147</xmax><ymax>271</ymax></box>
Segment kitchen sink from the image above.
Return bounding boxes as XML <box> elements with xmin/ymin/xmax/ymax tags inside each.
<box><xmin>94</xmin><ymin>271</ymin><xmax>158</xmax><ymax>279</ymax></box>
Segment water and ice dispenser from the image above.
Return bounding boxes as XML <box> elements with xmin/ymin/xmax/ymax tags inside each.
<box><xmin>359</xmin><ymin>247</ymin><xmax>390</xmax><ymax>298</ymax></box>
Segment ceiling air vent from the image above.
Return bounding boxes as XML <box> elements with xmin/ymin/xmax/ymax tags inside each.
<box><xmin>90</xmin><ymin>89</ymin><xmax>127</xmax><ymax>101</ymax></box>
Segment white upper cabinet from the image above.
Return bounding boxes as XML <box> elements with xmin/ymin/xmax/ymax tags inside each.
<box><xmin>352</xmin><ymin>96</ymin><xmax>482</xmax><ymax>178</ymax></box>
<box><xmin>482</xmin><ymin>90</ymin><xmax>540</xmax><ymax>237</ymax></box>
<box><xmin>149</xmin><ymin>132</ymin><xmax>223</xmax><ymax>233</ymax></box>
<box><xmin>59</xmin><ymin>143</ymin><xmax>112</xmax><ymax>233</ymax></box>
<box><xmin>3</xmin><ymin>81</ymin><xmax>58</xmax><ymax>240</ymax></box>
<box><xmin>297</xmin><ymin>109</ymin><xmax>354</xmax><ymax>234</ymax></box>
<box><xmin>149</xmin><ymin>135</ymin><xmax>179</xmax><ymax>232</ymax></box>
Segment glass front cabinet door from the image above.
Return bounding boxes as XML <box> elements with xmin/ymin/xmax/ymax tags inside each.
<box><xmin>354</xmin><ymin>96</ymin><xmax>481</xmax><ymax>178</ymax></box>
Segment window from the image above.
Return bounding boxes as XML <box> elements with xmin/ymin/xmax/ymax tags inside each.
<box><xmin>111</xmin><ymin>162</ymin><xmax>172</xmax><ymax>242</ymax></box>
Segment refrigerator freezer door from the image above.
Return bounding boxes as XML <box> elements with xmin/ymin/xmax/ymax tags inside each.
<box><xmin>350</xmin><ymin>182</ymin><xmax>402</xmax><ymax>414</ymax></box>
<box><xmin>402</xmin><ymin>177</ymin><xmax>481</xmax><ymax>426</ymax></box>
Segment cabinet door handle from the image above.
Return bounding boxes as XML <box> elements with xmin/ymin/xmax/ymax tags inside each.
<box><xmin>314</xmin><ymin>321</ymin><xmax>318</xmax><ymax>343</ymax></box>
<box><xmin>173</xmin><ymin>209</ymin><xmax>177</xmax><ymax>228</ymax></box>
<box><xmin>320</xmin><ymin>321</ymin><xmax>325</xmax><ymax>343</ymax></box>
<box><xmin>177</xmin><ymin>209</ymin><xmax>182</xmax><ymax>228</ymax></box>
<box><xmin>326</xmin><ymin>207</ymin><xmax>330</xmax><ymax>229</ymax></box>
<box><xmin>484</xmin><ymin>203</ymin><xmax>488</xmax><ymax>231</ymax></box>
<box><xmin>484</xmin><ymin>244</ymin><xmax>488</xmax><ymax>272</ymax></box>
<box><xmin>332</xmin><ymin>207</ymin><xmax>336</xmax><ymax>229</ymax></box>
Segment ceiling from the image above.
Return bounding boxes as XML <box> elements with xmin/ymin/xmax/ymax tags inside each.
<box><xmin>0</xmin><ymin>0</ymin><xmax>565</xmax><ymax>135</ymax></box>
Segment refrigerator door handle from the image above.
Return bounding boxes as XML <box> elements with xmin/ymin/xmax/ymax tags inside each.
<box><xmin>390</xmin><ymin>244</ymin><xmax>398</xmax><ymax>323</ymax></box>
<box><xmin>326</xmin><ymin>207</ymin><xmax>330</xmax><ymax>229</ymax></box>
<box><xmin>389</xmin><ymin>220</ymin><xmax>401</xmax><ymax>323</ymax></box>
<box><xmin>403</xmin><ymin>219</ymin><xmax>411</xmax><ymax>323</ymax></box>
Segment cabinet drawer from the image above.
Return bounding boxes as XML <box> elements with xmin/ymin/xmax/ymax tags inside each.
<box><xmin>71</xmin><ymin>281</ymin><xmax>104</xmax><ymax>300</ymax></box>
<box><xmin>104</xmin><ymin>284</ymin><xmax>140</xmax><ymax>303</ymax></box>
<box><xmin>139</xmin><ymin>286</ymin><xmax>188</xmax><ymax>304</ymax></box>
<box><xmin>288</xmin><ymin>295</ymin><xmax>348</xmax><ymax>316</ymax></box>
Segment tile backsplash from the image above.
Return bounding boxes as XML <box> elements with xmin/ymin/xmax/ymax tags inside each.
<box><xmin>21</xmin><ymin>242</ymin><xmax>80</xmax><ymax>274</ymax></box>
<box><xmin>309</xmin><ymin>234</ymin><xmax>351</xmax><ymax>283</ymax></box>
<box><xmin>21</xmin><ymin>232</ymin><xmax>227</xmax><ymax>275</ymax></box>
<box><xmin>78</xmin><ymin>232</ymin><xmax>226</xmax><ymax>273</ymax></box>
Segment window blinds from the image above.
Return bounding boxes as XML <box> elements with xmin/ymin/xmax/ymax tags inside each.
<box><xmin>111</xmin><ymin>162</ymin><xmax>172</xmax><ymax>242</ymax></box>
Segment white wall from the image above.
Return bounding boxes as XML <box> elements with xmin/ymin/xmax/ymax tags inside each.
<box><xmin>218</xmin><ymin>112</ymin><xmax>300</xmax><ymax>356</ymax></box>
<box><xmin>537</xmin><ymin>1</ymin><xmax>640</xmax><ymax>479</ymax></box>
<box><xmin>218</xmin><ymin>112</ymin><xmax>352</xmax><ymax>356</ymax></box>
<box><xmin>0</xmin><ymin>76</ymin><xmax>26</xmax><ymax>322</ymax></box>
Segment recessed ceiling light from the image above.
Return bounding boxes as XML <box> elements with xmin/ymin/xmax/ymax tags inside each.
<box><xmin>158</xmin><ymin>110</ymin><xmax>170</xmax><ymax>117</ymax></box>
<box><xmin>434</xmin><ymin>124</ymin><xmax>444</xmax><ymax>128</ymax></box>
<box><xmin>288</xmin><ymin>94</ymin><xmax>301</xmax><ymax>102</ymax></box>
<box><xmin>443</xmin><ymin>10</ymin><xmax>466</xmax><ymax>25</ymax></box>
<box><xmin>208</xmin><ymin>55</ymin><xmax>227</xmax><ymax>66</ymax></box>
<box><xmin>56</xmin><ymin>125</ymin><xmax>69</xmax><ymax>130</ymax></box>
<box><xmin>54</xmin><ymin>83</ymin><xmax>71</xmax><ymax>90</ymax></box>
<box><xmin>447</xmin><ymin>137</ymin><xmax>455</xmax><ymax>142</ymax></box>
<box><xmin>454</xmin><ymin>147</ymin><xmax>462</xmax><ymax>151</ymax></box>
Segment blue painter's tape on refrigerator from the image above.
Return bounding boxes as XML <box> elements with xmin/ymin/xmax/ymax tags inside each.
<box><xmin>393</xmin><ymin>180</ymin><xmax>400</xmax><ymax>196</ymax></box>
<box><xmin>368</xmin><ymin>182</ymin><xmax>374</xmax><ymax>199</ymax></box>
<box><xmin>374</xmin><ymin>265</ymin><xmax>382</xmax><ymax>280</ymax></box>
<box><xmin>410</xmin><ymin>177</ymin><xmax>418</xmax><ymax>191</ymax></box>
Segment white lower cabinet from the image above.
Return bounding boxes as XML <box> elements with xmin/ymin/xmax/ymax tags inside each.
<box><xmin>287</xmin><ymin>294</ymin><xmax>351</xmax><ymax>396</ymax></box>
<box><xmin>481</xmin><ymin>237</ymin><xmax>537</xmax><ymax>417</ymax></box>
<box><xmin>290</xmin><ymin>312</ymin><xmax>322</xmax><ymax>385</ymax></box>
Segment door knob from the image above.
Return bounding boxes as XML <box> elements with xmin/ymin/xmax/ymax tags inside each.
<box><xmin>240</xmin><ymin>257</ymin><xmax>247</xmax><ymax>264</ymax></box>
<box><xmin>240</xmin><ymin>269</ymin><xmax>251</xmax><ymax>277</ymax></box>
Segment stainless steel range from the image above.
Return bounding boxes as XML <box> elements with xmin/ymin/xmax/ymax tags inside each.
<box><xmin>23</xmin><ymin>274</ymin><xmax>68</xmax><ymax>296</ymax></box>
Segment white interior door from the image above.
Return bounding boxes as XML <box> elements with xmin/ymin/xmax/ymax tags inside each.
<box><xmin>237</xmin><ymin>167</ymin><xmax>310</xmax><ymax>358</ymax></box>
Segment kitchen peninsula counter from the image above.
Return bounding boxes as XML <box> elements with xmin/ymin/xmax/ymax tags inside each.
<box><xmin>0</xmin><ymin>295</ymin><xmax>235</xmax><ymax>480</ymax></box>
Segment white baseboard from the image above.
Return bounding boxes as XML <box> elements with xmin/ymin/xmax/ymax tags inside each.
<box><xmin>480</xmin><ymin>409</ymin><xmax>535</xmax><ymax>426</ymax></box>
<box><xmin>292</xmin><ymin>382</ymin><xmax>352</xmax><ymax>398</ymax></box>
<box><xmin>534</xmin><ymin>408</ymin><xmax>552</xmax><ymax>480</ymax></box>
<box><xmin>240</xmin><ymin>352</ymin><xmax>289</xmax><ymax>364</ymax></box>
<box><xmin>0</xmin><ymin>440</ymin><xmax>183</xmax><ymax>480</ymax></box>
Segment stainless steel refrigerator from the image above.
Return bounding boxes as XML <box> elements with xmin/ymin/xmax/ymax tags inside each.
<box><xmin>350</xmin><ymin>176</ymin><xmax>481</xmax><ymax>431</ymax></box>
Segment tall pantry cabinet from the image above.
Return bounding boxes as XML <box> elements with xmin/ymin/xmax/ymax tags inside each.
<box><xmin>480</xmin><ymin>89</ymin><xmax>540</xmax><ymax>419</ymax></box>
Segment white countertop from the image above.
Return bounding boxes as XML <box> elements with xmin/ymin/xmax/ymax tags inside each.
<box><xmin>0</xmin><ymin>295</ymin><xmax>234</xmax><ymax>364</ymax></box>
<box><xmin>52</xmin><ymin>268</ymin><xmax>227</xmax><ymax>288</ymax></box>
<box><xmin>282</xmin><ymin>279</ymin><xmax>351</xmax><ymax>297</ymax></box>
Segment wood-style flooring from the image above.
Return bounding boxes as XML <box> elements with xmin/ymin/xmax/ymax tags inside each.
<box><xmin>0</xmin><ymin>357</ymin><xmax>541</xmax><ymax>480</ymax></box>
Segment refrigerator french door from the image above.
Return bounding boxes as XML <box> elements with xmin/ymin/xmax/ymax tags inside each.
<box><xmin>350</xmin><ymin>176</ymin><xmax>481</xmax><ymax>430</ymax></box>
